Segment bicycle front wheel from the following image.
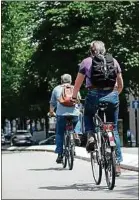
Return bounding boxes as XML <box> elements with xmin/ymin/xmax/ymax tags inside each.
<box><xmin>91</xmin><ymin>150</ymin><xmax>102</xmax><ymax>185</ymax></box>
<box><xmin>104</xmin><ymin>146</ymin><xmax>116</xmax><ymax>190</ymax></box>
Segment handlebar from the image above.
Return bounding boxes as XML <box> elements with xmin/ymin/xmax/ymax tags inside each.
<box><xmin>47</xmin><ymin>112</ymin><xmax>56</xmax><ymax>118</ymax></box>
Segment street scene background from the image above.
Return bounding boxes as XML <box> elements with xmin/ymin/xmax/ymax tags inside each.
<box><xmin>1</xmin><ymin>1</ymin><xmax>139</xmax><ymax>146</ymax></box>
<box><xmin>1</xmin><ymin>1</ymin><xmax>139</xmax><ymax>199</ymax></box>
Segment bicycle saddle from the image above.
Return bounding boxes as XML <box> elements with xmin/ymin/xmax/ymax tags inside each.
<box><xmin>62</xmin><ymin>113</ymin><xmax>76</xmax><ymax>120</ymax></box>
<box><xmin>65</xmin><ymin>116</ymin><xmax>75</xmax><ymax>120</ymax></box>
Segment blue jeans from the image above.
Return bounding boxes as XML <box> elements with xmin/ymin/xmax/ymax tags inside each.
<box><xmin>55</xmin><ymin>115</ymin><xmax>78</xmax><ymax>154</ymax></box>
<box><xmin>84</xmin><ymin>89</ymin><xmax>123</xmax><ymax>163</ymax></box>
<box><xmin>74</xmin><ymin>113</ymin><xmax>82</xmax><ymax>134</ymax></box>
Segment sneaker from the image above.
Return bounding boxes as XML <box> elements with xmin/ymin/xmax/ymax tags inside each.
<box><xmin>74</xmin><ymin>133</ymin><xmax>81</xmax><ymax>146</ymax></box>
<box><xmin>86</xmin><ymin>132</ymin><xmax>95</xmax><ymax>152</ymax></box>
<box><xmin>116</xmin><ymin>163</ymin><xmax>121</xmax><ymax>177</ymax></box>
<box><xmin>56</xmin><ymin>154</ymin><xmax>63</xmax><ymax>164</ymax></box>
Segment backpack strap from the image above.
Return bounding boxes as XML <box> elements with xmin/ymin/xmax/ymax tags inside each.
<box><xmin>61</xmin><ymin>84</ymin><xmax>73</xmax><ymax>98</ymax></box>
<box><xmin>105</xmin><ymin>53</ymin><xmax>113</xmax><ymax>62</ymax></box>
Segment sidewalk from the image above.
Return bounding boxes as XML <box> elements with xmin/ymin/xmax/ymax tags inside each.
<box><xmin>7</xmin><ymin>145</ymin><xmax>138</xmax><ymax>171</ymax></box>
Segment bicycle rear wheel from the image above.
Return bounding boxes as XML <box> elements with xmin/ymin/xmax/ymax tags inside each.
<box><xmin>62</xmin><ymin>150</ymin><xmax>67</xmax><ymax>168</ymax></box>
<box><xmin>67</xmin><ymin>133</ymin><xmax>74</xmax><ymax>170</ymax></box>
<box><xmin>104</xmin><ymin>144</ymin><xmax>116</xmax><ymax>190</ymax></box>
<box><xmin>91</xmin><ymin>150</ymin><xmax>102</xmax><ymax>185</ymax></box>
<box><xmin>68</xmin><ymin>145</ymin><xmax>74</xmax><ymax>170</ymax></box>
<box><xmin>62</xmin><ymin>134</ymin><xmax>67</xmax><ymax>168</ymax></box>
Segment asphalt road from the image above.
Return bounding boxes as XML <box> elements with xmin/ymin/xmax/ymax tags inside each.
<box><xmin>2</xmin><ymin>151</ymin><xmax>138</xmax><ymax>199</ymax></box>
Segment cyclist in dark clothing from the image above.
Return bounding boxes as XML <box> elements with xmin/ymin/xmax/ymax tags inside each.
<box><xmin>72</xmin><ymin>41</ymin><xmax>124</xmax><ymax>176</ymax></box>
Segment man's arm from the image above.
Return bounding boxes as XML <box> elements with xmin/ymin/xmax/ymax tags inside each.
<box><xmin>72</xmin><ymin>73</ymin><xmax>85</xmax><ymax>99</ymax></box>
<box><xmin>77</xmin><ymin>91</ymin><xmax>81</xmax><ymax>100</ymax></box>
<box><xmin>113</xmin><ymin>58</ymin><xmax>124</xmax><ymax>94</ymax></box>
<box><xmin>116</xmin><ymin>73</ymin><xmax>124</xmax><ymax>94</ymax></box>
<box><xmin>49</xmin><ymin>104</ymin><xmax>55</xmax><ymax>115</ymax></box>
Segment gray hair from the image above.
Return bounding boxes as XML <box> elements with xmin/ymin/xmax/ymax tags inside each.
<box><xmin>61</xmin><ymin>74</ymin><xmax>72</xmax><ymax>84</ymax></box>
<box><xmin>90</xmin><ymin>40</ymin><xmax>106</xmax><ymax>55</ymax></box>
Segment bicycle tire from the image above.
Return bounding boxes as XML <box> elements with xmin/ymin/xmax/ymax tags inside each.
<box><xmin>91</xmin><ymin>150</ymin><xmax>102</xmax><ymax>185</ymax></box>
<box><xmin>91</xmin><ymin>117</ymin><xmax>103</xmax><ymax>185</ymax></box>
<box><xmin>104</xmin><ymin>146</ymin><xmax>116</xmax><ymax>190</ymax></box>
<box><xmin>67</xmin><ymin>134</ymin><xmax>74</xmax><ymax>170</ymax></box>
<box><xmin>68</xmin><ymin>146</ymin><xmax>74</xmax><ymax>170</ymax></box>
<box><xmin>62</xmin><ymin>134</ymin><xmax>67</xmax><ymax>168</ymax></box>
<box><xmin>62</xmin><ymin>152</ymin><xmax>67</xmax><ymax>168</ymax></box>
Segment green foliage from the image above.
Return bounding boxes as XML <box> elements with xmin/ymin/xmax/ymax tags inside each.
<box><xmin>29</xmin><ymin>1</ymin><xmax>139</xmax><ymax>93</ymax></box>
<box><xmin>2</xmin><ymin>1</ymin><xmax>139</xmax><ymax>118</ymax></box>
<box><xmin>1</xmin><ymin>1</ymin><xmax>37</xmax><ymax>117</ymax></box>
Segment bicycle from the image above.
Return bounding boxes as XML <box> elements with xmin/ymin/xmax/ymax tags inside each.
<box><xmin>90</xmin><ymin>102</ymin><xmax>116</xmax><ymax>190</ymax></box>
<box><xmin>62</xmin><ymin>114</ymin><xmax>76</xmax><ymax>170</ymax></box>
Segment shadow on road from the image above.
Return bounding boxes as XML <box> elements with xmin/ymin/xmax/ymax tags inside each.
<box><xmin>113</xmin><ymin>183</ymin><xmax>138</xmax><ymax>198</ymax></box>
<box><xmin>117</xmin><ymin>174</ymin><xmax>138</xmax><ymax>181</ymax></box>
<box><xmin>38</xmin><ymin>182</ymin><xmax>138</xmax><ymax>197</ymax></box>
<box><xmin>28</xmin><ymin>167</ymin><xmax>68</xmax><ymax>171</ymax></box>
<box><xmin>28</xmin><ymin>167</ymin><xmax>138</xmax><ymax>198</ymax></box>
<box><xmin>38</xmin><ymin>183</ymin><xmax>108</xmax><ymax>191</ymax></box>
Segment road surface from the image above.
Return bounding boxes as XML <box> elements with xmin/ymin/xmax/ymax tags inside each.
<box><xmin>2</xmin><ymin>151</ymin><xmax>138</xmax><ymax>199</ymax></box>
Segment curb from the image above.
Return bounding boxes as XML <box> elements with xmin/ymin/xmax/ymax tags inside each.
<box><xmin>3</xmin><ymin>147</ymin><xmax>138</xmax><ymax>172</ymax></box>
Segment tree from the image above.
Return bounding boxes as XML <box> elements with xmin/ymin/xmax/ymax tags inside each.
<box><xmin>2</xmin><ymin>1</ymin><xmax>139</xmax><ymax>119</ymax></box>
<box><xmin>1</xmin><ymin>1</ymin><xmax>39</xmax><ymax>118</ymax></box>
<box><xmin>25</xmin><ymin>1</ymin><xmax>139</xmax><ymax>97</ymax></box>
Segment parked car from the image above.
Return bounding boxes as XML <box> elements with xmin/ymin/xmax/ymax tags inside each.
<box><xmin>1</xmin><ymin>133</ymin><xmax>5</xmax><ymax>145</ymax></box>
<box><xmin>4</xmin><ymin>133</ymin><xmax>13</xmax><ymax>143</ymax></box>
<box><xmin>11</xmin><ymin>130</ymin><xmax>33</xmax><ymax>146</ymax></box>
<box><xmin>39</xmin><ymin>135</ymin><xmax>56</xmax><ymax>145</ymax></box>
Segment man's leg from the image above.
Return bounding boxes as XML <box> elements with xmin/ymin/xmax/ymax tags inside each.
<box><xmin>84</xmin><ymin>91</ymin><xmax>98</xmax><ymax>152</ymax></box>
<box><xmin>100</xmin><ymin>91</ymin><xmax>123</xmax><ymax>163</ymax></box>
<box><xmin>99</xmin><ymin>90</ymin><xmax>123</xmax><ymax>175</ymax></box>
<box><xmin>55</xmin><ymin>116</ymin><xmax>66</xmax><ymax>163</ymax></box>
<box><xmin>112</xmin><ymin>104</ymin><xmax>123</xmax><ymax>176</ymax></box>
<box><xmin>72</xmin><ymin>116</ymin><xmax>79</xmax><ymax>153</ymax></box>
<box><xmin>113</xmin><ymin>105</ymin><xmax>123</xmax><ymax>163</ymax></box>
<box><xmin>74</xmin><ymin>117</ymin><xmax>81</xmax><ymax>146</ymax></box>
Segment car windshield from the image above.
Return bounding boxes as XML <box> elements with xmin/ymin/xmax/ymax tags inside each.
<box><xmin>16</xmin><ymin>132</ymin><xmax>29</xmax><ymax>135</ymax></box>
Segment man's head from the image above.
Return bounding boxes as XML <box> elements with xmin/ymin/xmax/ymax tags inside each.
<box><xmin>61</xmin><ymin>74</ymin><xmax>72</xmax><ymax>84</ymax></box>
<box><xmin>90</xmin><ymin>40</ymin><xmax>106</xmax><ymax>56</ymax></box>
